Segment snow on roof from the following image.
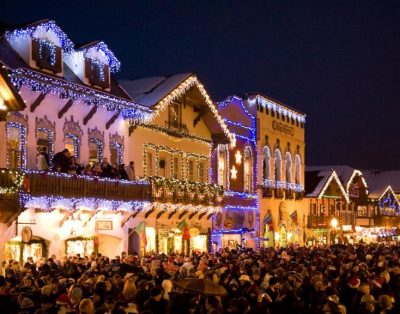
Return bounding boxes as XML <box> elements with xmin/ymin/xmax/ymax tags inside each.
<box><xmin>362</xmin><ymin>170</ymin><xmax>400</xmax><ymax>198</ymax></box>
<box><xmin>120</xmin><ymin>73</ymin><xmax>192</xmax><ymax>107</ymax></box>
<box><xmin>307</xmin><ymin>165</ymin><xmax>356</xmax><ymax>186</ymax></box>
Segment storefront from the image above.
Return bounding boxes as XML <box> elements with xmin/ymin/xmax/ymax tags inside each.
<box><xmin>4</xmin><ymin>236</ymin><xmax>48</xmax><ymax>264</ymax></box>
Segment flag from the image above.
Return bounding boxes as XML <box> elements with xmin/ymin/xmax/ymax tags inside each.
<box><xmin>263</xmin><ymin>214</ymin><xmax>274</xmax><ymax>231</ymax></box>
<box><xmin>134</xmin><ymin>221</ymin><xmax>147</xmax><ymax>246</ymax></box>
<box><xmin>177</xmin><ymin>220</ymin><xmax>191</xmax><ymax>240</ymax></box>
<box><xmin>290</xmin><ymin>210</ymin><xmax>298</xmax><ymax>225</ymax></box>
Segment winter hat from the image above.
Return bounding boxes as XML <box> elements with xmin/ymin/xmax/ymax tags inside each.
<box><xmin>365</xmin><ymin>254</ymin><xmax>373</xmax><ymax>261</ymax></box>
<box><xmin>239</xmin><ymin>274</ymin><xmax>251</xmax><ymax>282</ymax></box>
<box><xmin>360</xmin><ymin>294</ymin><xmax>376</xmax><ymax>304</ymax></box>
<box><xmin>20</xmin><ymin>297</ymin><xmax>35</xmax><ymax>309</ymax></box>
<box><xmin>56</xmin><ymin>294</ymin><xmax>71</xmax><ymax>306</ymax></box>
<box><xmin>372</xmin><ymin>276</ymin><xmax>385</xmax><ymax>288</ymax></box>
<box><xmin>348</xmin><ymin>276</ymin><xmax>361</xmax><ymax>288</ymax></box>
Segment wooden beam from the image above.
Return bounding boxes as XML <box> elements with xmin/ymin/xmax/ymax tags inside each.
<box><xmin>59</xmin><ymin>210</ymin><xmax>75</xmax><ymax>227</ymax></box>
<box><xmin>83</xmin><ymin>209</ymin><xmax>100</xmax><ymax>227</ymax></box>
<box><xmin>121</xmin><ymin>212</ymin><xmax>133</xmax><ymax>227</ymax></box>
<box><xmin>168</xmin><ymin>210</ymin><xmax>177</xmax><ymax>219</ymax></box>
<box><xmin>156</xmin><ymin>210</ymin><xmax>165</xmax><ymax>220</ymax></box>
<box><xmin>206</xmin><ymin>213</ymin><xmax>213</xmax><ymax>220</ymax></box>
<box><xmin>131</xmin><ymin>211</ymin><xmax>140</xmax><ymax>220</ymax></box>
<box><xmin>106</xmin><ymin>112</ymin><xmax>120</xmax><ymax>129</ymax></box>
<box><xmin>83</xmin><ymin>106</ymin><xmax>98</xmax><ymax>125</ymax></box>
<box><xmin>145</xmin><ymin>208</ymin><xmax>155</xmax><ymax>219</ymax></box>
<box><xmin>188</xmin><ymin>211</ymin><xmax>198</xmax><ymax>220</ymax></box>
<box><xmin>198</xmin><ymin>212</ymin><xmax>207</xmax><ymax>220</ymax></box>
<box><xmin>58</xmin><ymin>99</ymin><xmax>74</xmax><ymax>119</ymax></box>
<box><xmin>179</xmin><ymin>210</ymin><xmax>189</xmax><ymax>220</ymax></box>
<box><xmin>193</xmin><ymin>107</ymin><xmax>206</xmax><ymax>127</ymax></box>
<box><xmin>30</xmin><ymin>93</ymin><xmax>47</xmax><ymax>112</ymax></box>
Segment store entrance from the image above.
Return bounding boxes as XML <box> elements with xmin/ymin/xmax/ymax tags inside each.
<box><xmin>4</xmin><ymin>236</ymin><xmax>47</xmax><ymax>264</ymax></box>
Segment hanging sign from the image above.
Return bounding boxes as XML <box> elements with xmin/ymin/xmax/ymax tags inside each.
<box><xmin>21</xmin><ymin>226</ymin><xmax>33</xmax><ymax>243</ymax></box>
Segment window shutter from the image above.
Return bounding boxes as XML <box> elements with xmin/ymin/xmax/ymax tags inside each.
<box><xmin>32</xmin><ymin>38</ymin><xmax>39</xmax><ymax>61</ymax></box>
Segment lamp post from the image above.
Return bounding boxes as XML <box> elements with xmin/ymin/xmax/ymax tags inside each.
<box><xmin>330</xmin><ymin>217</ymin><xmax>338</xmax><ymax>244</ymax></box>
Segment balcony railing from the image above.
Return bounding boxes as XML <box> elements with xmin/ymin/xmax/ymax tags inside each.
<box><xmin>0</xmin><ymin>169</ymin><xmax>151</xmax><ymax>202</ymax></box>
<box><xmin>307</xmin><ymin>215</ymin><xmax>328</xmax><ymax>228</ymax></box>
<box><xmin>148</xmin><ymin>176</ymin><xmax>223</xmax><ymax>206</ymax></box>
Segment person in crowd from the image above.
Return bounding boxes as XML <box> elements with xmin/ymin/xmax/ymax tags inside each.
<box><xmin>125</xmin><ymin>161</ymin><xmax>136</xmax><ymax>180</ymax></box>
<box><xmin>37</xmin><ymin>147</ymin><xmax>50</xmax><ymax>171</ymax></box>
<box><xmin>119</xmin><ymin>164</ymin><xmax>129</xmax><ymax>180</ymax></box>
<box><xmin>52</xmin><ymin>149</ymin><xmax>71</xmax><ymax>173</ymax></box>
<box><xmin>101</xmin><ymin>158</ymin><xmax>113</xmax><ymax>178</ymax></box>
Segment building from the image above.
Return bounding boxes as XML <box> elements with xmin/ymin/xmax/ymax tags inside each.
<box><xmin>0</xmin><ymin>20</ymin><xmax>157</xmax><ymax>262</ymax></box>
<box><xmin>249</xmin><ymin>94</ymin><xmax>307</xmax><ymax>247</ymax></box>
<box><xmin>120</xmin><ymin>74</ymin><xmax>233</xmax><ymax>255</ymax></box>
<box><xmin>210</xmin><ymin>96</ymin><xmax>258</xmax><ymax>251</ymax></box>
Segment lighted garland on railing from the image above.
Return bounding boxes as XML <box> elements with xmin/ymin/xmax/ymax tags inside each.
<box><xmin>0</xmin><ymin>169</ymin><xmax>25</xmax><ymax>194</ymax></box>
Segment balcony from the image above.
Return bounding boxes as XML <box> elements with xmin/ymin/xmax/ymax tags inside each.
<box><xmin>307</xmin><ymin>215</ymin><xmax>328</xmax><ymax>228</ymax></box>
<box><xmin>0</xmin><ymin>169</ymin><xmax>151</xmax><ymax>212</ymax></box>
<box><xmin>148</xmin><ymin>176</ymin><xmax>223</xmax><ymax>206</ymax></box>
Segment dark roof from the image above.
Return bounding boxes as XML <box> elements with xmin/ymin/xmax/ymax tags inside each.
<box><xmin>247</xmin><ymin>92</ymin><xmax>305</xmax><ymax>116</ymax></box>
<box><xmin>305</xmin><ymin>171</ymin><xmax>323</xmax><ymax>196</ymax></box>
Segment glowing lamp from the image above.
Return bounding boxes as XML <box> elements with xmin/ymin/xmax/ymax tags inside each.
<box><xmin>330</xmin><ymin>217</ymin><xmax>338</xmax><ymax>229</ymax></box>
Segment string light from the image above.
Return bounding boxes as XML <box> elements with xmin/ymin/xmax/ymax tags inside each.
<box><xmin>5</xmin><ymin>20</ymin><xmax>74</xmax><ymax>51</ymax></box>
<box><xmin>36</xmin><ymin>127</ymin><xmax>55</xmax><ymax>162</ymax></box>
<box><xmin>65</xmin><ymin>134</ymin><xmax>80</xmax><ymax>159</ymax></box>
<box><xmin>318</xmin><ymin>170</ymin><xmax>350</xmax><ymax>203</ymax></box>
<box><xmin>235</xmin><ymin>150</ymin><xmax>242</xmax><ymax>164</ymax></box>
<box><xmin>230</xmin><ymin>165</ymin><xmax>238</xmax><ymax>179</ymax></box>
<box><xmin>346</xmin><ymin>170</ymin><xmax>369</xmax><ymax>195</ymax></box>
<box><xmin>78</xmin><ymin>41</ymin><xmax>121</xmax><ymax>73</ymax></box>
<box><xmin>89</xmin><ymin>138</ymin><xmax>103</xmax><ymax>163</ymax></box>
<box><xmin>10</xmin><ymin>69</ymin><xmax>151</xmax><ymax>122</ymax></box>
<box><xmin>37</xmin><ymin>39</ymin><xmax>57</xmax><ymax>66</ymax></box>
<box><xmin>0</xmin><ymin>169</ymin><xmax>25</xmax><ymax>194</ymax></box>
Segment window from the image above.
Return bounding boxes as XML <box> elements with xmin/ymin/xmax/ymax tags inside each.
<box><xmin>294</xmin><ymin>154</ymin><xmax>301</xmax><ymax>184</ymax></box>
<box><xmin>199</xmin><ymin>161</ymin><xmax>206</xmax><ymax>183</ymax></box>
<box><xmin>320</xmin><ymin>204</ymin><xmax>325</xmax><ymax>215</ymax></box>
<box><xmin>271</xmin><ymin>110</ymin><xmax>275</xmax><ymax>118</ymax></box>
<box><xmin>218</xmin><ymin>145</ymin><xmax>228</xmax><ymax>188</ymax></box>
<box><xmin>146</xmin><ymin>152</ymin><xmax>154</xmax><ymax>176</ymax></box>
<box><xmin>285</xmin><ymin>152</ymin><xmax>292</xmax><ymax>184</ymax></box>
<box><xmin>259</xmin><ymin>105</ymin><xmax>264</xmax><ymax>113</ymax></box>
<box><xmin>243</xmin><ymin>147</ymin><xmax>253</xmax><ymax>193</ymax></box>
<box><xmin>32</xmin><ymin>38</ymin><xmax>62</xmax><ymax>73</ymax></box>
<box><xmin>36</xmin><ymin>129</ymin><xmax>53</xmax><ymax>169</ymax></box>
<box><xmin>89</xmin><ymin>139</ymin><xmax>103</xmax><ymax>165</ymax></box>
<box><xmin>357</xmin><ymin>206</ymin><xmax>368</xmax><ymax>217</ymax></box>
<box><xmin>262</xmin><ymin>146</ymin><xmax>271</xmax><ymax>181</ymax></box>
<box><xmin>172</xmin><ymin>156</ymin><xmax>180</xmax><ymax>179</ymax></box>
<box><xmin>85</xmin><ymin>58</ymin><xmax>110</xmax><ymax>89</ymax></box>
<box><xmin>188</xmin><ymin>159</ymin><xmax>195</xmax><ymax>181</ymax></box>
<box><xmin>169</xmin><ymin>103</ymin><xmax>181</xmax><ymax>128</ymax></box>
<box><xmin>265</xmin><ymin>107</ymin><xmax>269</xmax><ymax>115</ymax></box>
<box><xmin>274</xmin><ymin>149</ymin><xmax>282</xmax><ymax>182</ymax></box>
<box><xmin>7</xmin><ymin>125</ymin><xmax>23</xmax><ymax>168</ymax></box>
<box><xmin>65</xmin><ymin>134</ymin><xmax>80</xmax><ymax>159</ymax></box>
<box><xmin>159</xmin><ymin>155</ymin><xmax>167</xmax><ymax>177</ymax></box>
<box><xmin>310</xmin><ymin>203</ymin><xmax>317</xmax><ymax>215</ymax></box>
<box><xmin>110</xmin><ymin>143</ymin><xmax>123</xmax><ymax>165</ymax></box>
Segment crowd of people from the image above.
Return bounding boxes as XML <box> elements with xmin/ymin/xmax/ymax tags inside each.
<box><xmin>0</xmin><ymin>243</ymin><xmax>399</xmax><ymax>314</ymax></box>
<box><xmin>37</xmin><ymin>148</ymin><xmax>136</xmax><ymax>180</ymax></box>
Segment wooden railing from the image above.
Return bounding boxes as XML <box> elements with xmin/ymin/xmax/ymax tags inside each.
<box><xmin>0</xmin><ymin>169</ymin><xmax>151</xmax><ymax>202</ymax></box>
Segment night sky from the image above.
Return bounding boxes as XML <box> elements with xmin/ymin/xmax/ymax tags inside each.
<box><xmin>1</xmin><ymin>1</ymin><xmax>400</xmax><ymax>170</ymax></box>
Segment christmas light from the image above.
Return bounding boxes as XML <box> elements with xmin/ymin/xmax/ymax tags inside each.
<box><xmin>0</xmin><ymin>169</ymin><xmax>25</xmax><ymax>194</ymax></box>
<box><xmin>89</xmin><ymin>138</ymin><xmax>103</xmax><ymax>163</ymax></box>
<box><xmin>36</xmin><ymin>127</ymin><xmax>55</xmax><ymax>162</ymax></box>
<box><xmin>235</xmin><ymin>150</ymin><xmax>242</xmax><ymax>164</ymax></box>
<box><xmin>10</xmin><ymin>69</ymin><xmax>151</xmax><ymax>122</ymax></box>
<box><xmin>78</xmin><ymin>41</ymin><xmax>121</xmax><ymax>73</ymax></box>
<box><xmin>230</xmin><ymin>165</ymin><xmax>238</xmax><ymax>179</ymax></box>
<box><xmin>5</xmin><ymin>20</ymin><xmax>74</xmax><ymax>51</ymax></box>
<box><xmin>65</xmin><ymin>134</ymin><xmax>80</xmax><ymax>159</ymax></box>
<box><xmin>37</xmin><ymin>39</ymin><xmax>57</xmax><ymax>65</ymax></box>
<box><xmin>318</xmin><ymin>170</ymin><xmax>350</xmax><ymax>203</ymax></box>
<box><xmin>346</xmin><ymin>170</ymin><xmax>369</xmax><ymax>195</ymax></box>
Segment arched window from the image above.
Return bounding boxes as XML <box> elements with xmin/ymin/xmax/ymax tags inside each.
<box><xmin>218</xmin><ymin>145</ymin><xmax>228</xmax><ymax>189</ymax></box>
<box><xmin>285</xmin><ymin>152</ymin><xmax>292</xmax><ymax>184</ymax></box>
<box><xmin>295</xmin><ymin>154</ymin><xmax>301</xmax><ymax>184</ymax></box>
<box><xmin>243</xmin><ymin>146</ymin><xmax>253</xmax><ymax>193</ymax></box>
<box><xmin>262</xmin><ymin>146</ymin><xmax>271</xmax><ymax>181</ymax></box>
<box><xmin>274</xmin><ymin>149</ymin><xmax>282</xmax><ymax>182</ymax></box>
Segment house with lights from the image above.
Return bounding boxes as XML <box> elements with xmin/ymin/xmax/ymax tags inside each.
<box><xmin>120</xmin><ymin>74</ymin><xmax>233</xmax><ymax>255</ymax></box>
<box><xmin>247</xmin><ymin>94</ymin><xmax>307</xmax><ymax>247</ymax></box>
<box><xmin>0</xmin><ymin>20</ymin><xmax>153</xmax><ymax>263</ymax></box>
<box><xmin>304</xmin><ymin>168</ymin><xmax>350</xmax><ymax>244</ymax></box>
<box><xmin>210</xmin><ymin>96</ymin><xmax>258</xmax><ymax>251</ymax></box>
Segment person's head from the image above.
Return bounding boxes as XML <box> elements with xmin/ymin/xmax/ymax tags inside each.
<box><xmin>360</xmin><ymin>294</ymin><xmax>376</xmax><ymax>313</ymax></box>
<box><xmin>129</xmin><ymin>161</ymin><xmax>134</xmax><ymax>168</ymax></box>
<box><xmin>359</xmin><ymin>282</ymin><xmax>370</xmax><ymax>295</ymax></box>
<box><xmin>378</xmin><ymin>294</ymin><xmax>393</xmax><ymax>310</ymax></box>
<box><xmin>161</xmin><ymin>279</ymin><xmax>173</xmax><ymax>293</ymax></box>
<box><xmin>122</xmin><ymin>278</ymin><xmax>137</xmax><ymax>301</ymax></box>
<box><xmin>150</xmin><ymin>287</ymin><xmax>162</xmax><ymax>302</ymax></box>
<box><xmin>62</xmin><ymin>148</ymin><xmax>69</xmax><ymax>155</ymax></box>
<box><xmin>79</xmin><ymin>298</ymin><xmax>95</xmax><ymax>314</ymax></box>
<box><xmin>69</xmin><ymin>286</ymin><xmax>83</xmax><ymax>305</ymax></box>
<box><xmin>206</xmin><ymin>296</ymin><xmax>220</xmax><ymax>311</ymax></box>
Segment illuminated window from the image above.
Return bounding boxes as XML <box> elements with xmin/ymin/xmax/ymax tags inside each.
<box><xmin>172</xmin><ymin>156</ymin><xmax>180</xmax><ymax>179</ymax></box>
<box><xmin>159</xmin><ymin>155</ymin><xmax>167</xmax><ymax>177</ymax></box>
<box><xmin>65</xmin><ymin>134</ymin><xmax>80</xmax><ymax>159</ymax></box>
<box><xmin>89</xmin><ymin>139</ymin><xmax>103</xmax><ymax>165</ymax></box>
<box><xmin>218</xmin><ymin>145</ymin><xmax>228</xmax><ymax>188</ymax></box>
<box><xmin>199</xmin><ymin>161</ymin><xmax>207</xmax><ymax>183</ymax></box>
<box><xmin>262</xmin><ymin>146</ymin><xmax>271</xmax><ymax>181</ymax></box>
<box><xmin>243</xmin><ymin>146</ymin><xmax>253</xmax><ymax>193</ymax></box>
<box><xmin>188</xmin><ymin>159</ymin><xmax>195</xmax><ymax>181</ymax></box>
<box><xmin>110</xmin><ymin>143</ymin><xmax>123</xmax><ymax>165</ymax></box>
<box><xmin>147</xmin><ymin>152</ymin><xmax>154</xmax><ymax>176</ymax></box>
<box><xmin>274</xmin><ymin>149</ymin><xmax>282</xmax><ymax>182</ymax></box>
<box><xmin>294</xmin><ymin>154</ymin><xmax>301</xmax><ymax>184</ymax></box>
<box><xmin>7</xmin><ymin>125</ymin><xmax>22</xmax><ymax>169</ymax></box>
<box><xmin>285</xmin><ymin>152</ymin><xmax>292</xmax><ymax>184</ymax></box>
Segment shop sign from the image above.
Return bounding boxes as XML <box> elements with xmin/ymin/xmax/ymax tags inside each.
<box><xmin>95</xmin><ymin>220</ymin><xmax>113</xmax><ymax>230</ymax></box>
<box><xmin>21</xmin><ymin>226</ymin><xmax>32</xmax><ymax>243</ymax></box>
<box><xmin>272</xmin><ymin>120</ymin><xmax>295</xmax><ymax>136</ymax></box>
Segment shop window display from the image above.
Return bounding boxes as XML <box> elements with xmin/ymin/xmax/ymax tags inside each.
<box><xmin>66</xmin><ymin>237</ymin><xmax>97</xmax><ymax>257</ymax></box>
<box><xmin>4</xmin><ymin>238</ymin><xmax>47</xmax><ymax>264</ymax></box>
